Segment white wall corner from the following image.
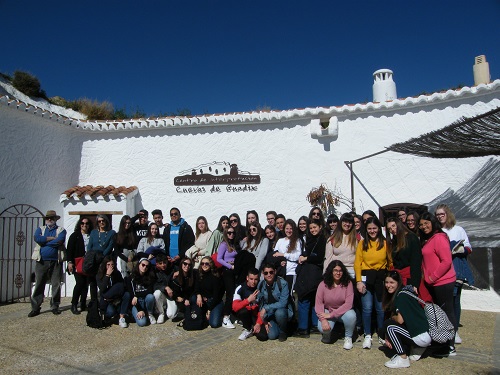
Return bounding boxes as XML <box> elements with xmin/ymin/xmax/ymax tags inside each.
<box><xmin>309</xmin><ymin>117</ymin><xmax>339</xmax><ymax>140</ymax></box>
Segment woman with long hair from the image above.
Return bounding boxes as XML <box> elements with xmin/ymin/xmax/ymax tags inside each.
<box><xmin>96</xmin><ymin>256</ymin><xmax>130</xmax><ymax>328</ymax></box>
<box><xmin>435</xmin><ymin>204</ymin><xmax>473</xmax><ymax>345</ymax></box>
<box><xmin>273</xmin><ymin>219</ymin><xmax>302</xmax><ymax>295</ymax></box>
<box><xmin>241</xmin><ymin>222</ymin><xmax>269</xmax><ymax>272</ymax></box>
<box><xmin>125</xmin><ymin>256</ymin><xmax>157</xmax><ymax>327</ymax></box>
<box><xmin>354</xmin><ymin>216</ymin><xmax>391</xmax><ymax>349</ymax></box>
<box><xmin>217</xmin><ymin>227</ymin><xmax>238</xmax><ymax>329</ymax></box>
<box><xmin>326</xmin><ymin>214</ymin><xmax>340</xmax><ymax>237</ymax></box>
<box><xmin>324</xmin><ymin>213</ymin><xmax>358</xmax><ymax>278</ymax></box>
<box><xmin>245</xmin><ymin>210</ymin><xmax>260</xmax><ymax>228</ymax></box>
<box><xmin>315</xmin><ymin>260</ymin><xmax>356</xmax><ymax>349</ymax></box>
<box><xmin>206</xmin><ymin>215</ymin><xmax>229</xmax><ymax>256</ymax></box>
<box><xmin>386</xmin><ymin>217</ymin><xmax>423</xmax><ymax>292</ymax></box>
<box><xmin>137</xmin><ymin>223</ymin><xmax>165</xmax><ymax>254</ymax></box>
<box><xmin>115</xmin><ymin>215</ymin><xmax>137</xmax><ymax>278</ymax></box>
<box><xmin>165</xmin><ymin>257</ymin><xmax>196</xmax><ymax>324</ymax></box>
<box><xmin>354</xmin><ymin>214</ymin><xmax>363</xmax><ymax>241</ymax></box>
<box><xmin>87</xmin><ymin>214</ymin><xmax>116</xmax><ymax>302</ymax></box>
<box><xmin>185</xmin><ymin>216</ymin><xmax>212</xmax><ymax>269</ymax></box>
<box><xmin>406</xmin><ymin>211</ymin><xmax>420</xmax><ymax>235</ymax></box>
<box><xmin>228</xmin><ymin>213</ymin><xmax>245</xmax><ymax>250</ymax></box>
<box><xmin>381</xmin><ymin>270</ymin><xmax>431</xmax><ymax>368</ymax></box>
<box><xmin>193</xmin><ymin>256</ymin><xmax>224</xmax><ymax>328</ymax></box>
<box><xmin>419</xmin><ymin>211</ymin><xmax>457</xmax><ymax>355</ymax></box>
<box><xmin>66</xmin><ymin>217</ymin><xmax>93</xmax><ymax>314</ymax></box>
<box><xmin>297</xmin><ymin>216</ymin><xmax>308</xmax><ymax>249</ymax></box>
<box><xmin>295</xmin><ymin>218</ymin><xmax>327</xmax><ymax>337</ymax></box>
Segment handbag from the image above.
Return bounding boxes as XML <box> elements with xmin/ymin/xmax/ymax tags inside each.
<box><xmin>399</xmin><ymin>289</ymin><xmax>455</xmax><ymax>343</ymax></box>
<box><xmin>211</xmin><ymin>252</ymin><xmax>223</xmax><ymax>268</ymax></box>
<box><xmin>74</xmin><ymin>256</ymin><xmax>88</xmax><ymax>275</ymax></box>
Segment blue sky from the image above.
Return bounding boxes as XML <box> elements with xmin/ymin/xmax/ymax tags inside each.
<box><xmin>1</xmin><ymin>0</ymin><xmax>499</xmax><ymax>116</ymax></box>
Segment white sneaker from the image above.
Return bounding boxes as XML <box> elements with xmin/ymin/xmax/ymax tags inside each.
<box><xmin>385</xmin><ymin>355</ymin><xmax>410</xmax><ymax>368</ymax></box>
<box><xmin>409</xmin><ymin>346</ymin><xmax>426</xmax><ymax>361</ymax></box>
<box><xmin>343</xmin><ymin>337</ymin><xmax>353</xmax><ymax>350</ymax></box>
<box><xmin>119</xmin><ymin>317</ymin><xmax>128</xmax><ymax>328</ymax></box>
<box><xmin>149</xmin><ymin>315</ymin><xmax>157</xmax><ymax>325</ymax></box>
<box><xmin>157</xmin><ymin>314</ymin><xmax>165</xmax><ymax>324</ymax></box>
<box><xmin>378</xmin><ymin>337</ymin><xmax>386</xmax><ymax>346</ymax></box>
<box><xmin>238</xmin><ymin>329</ymin><xmax>253</xmax><ymax>341</ymax></box>
<box><xmin>455</xmin><ymin>332</ymin><xmax>462</xmax><ymax>344</ymax></box>
<box><xmin>362</xmin><ymin>334</ymin><xmax>372</xmax><ymax>349</ymax></box>
<box><xmin>222</xmin><ymin>316</ymin><xmax>235</xmax><ymax>329</ymax></box>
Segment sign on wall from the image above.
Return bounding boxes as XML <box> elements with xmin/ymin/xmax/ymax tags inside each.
<box><xmin>174</xmin><ymin>162</ymin><xmax>260</xmax><ymax>193</ymax></box>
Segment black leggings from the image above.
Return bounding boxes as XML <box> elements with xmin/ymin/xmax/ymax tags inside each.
<box><xmin>71</xmin><ymin>272</ymin><xmax>89</xmax><ymax>306</ymax></box>
<box><xmin>429</xmin><ymin>281</ymin><xmax>456</xmax><ymax>346</ymax></box>
<box><xmin>222</xmin><ymin>268</ymin><xmax>235</xmax><ymax>316</ymax></box>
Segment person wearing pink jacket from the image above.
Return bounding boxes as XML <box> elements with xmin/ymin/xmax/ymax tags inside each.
<box><xmin>419</xmin><ymin>212</ymin><xmax>457</xmax><ymax>357</ymax></box>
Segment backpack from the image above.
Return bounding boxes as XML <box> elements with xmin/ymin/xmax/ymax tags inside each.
<box><xmin>183</xmin><ymin>303</ymin><xmax>205</xmax><ymax>331</ymax></box>
<box><xmin>86</xmin><ymin>301</ymin><xmax>105</xmax><ymax>329</ymax></box>
<box><xmin>83</xmin><ymin>250</ymin><xmax>104</xmax><ymax>275</ymax></box>
<box><xmin>399</xmin><ymin>290</ymin><xmax>455</xmax><ymax>344</ymax></box>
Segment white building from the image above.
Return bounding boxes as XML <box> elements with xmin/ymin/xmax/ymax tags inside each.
<box><xmin>0</xmin><ymin>65</ymin><xmax>499</xmax><ymax>301</ymax></box>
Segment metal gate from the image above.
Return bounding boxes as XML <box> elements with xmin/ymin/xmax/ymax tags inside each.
<box><xmin>0</xmin><ymin>204</ymin><xmax>44</xmax><ymax>303</ymax></box>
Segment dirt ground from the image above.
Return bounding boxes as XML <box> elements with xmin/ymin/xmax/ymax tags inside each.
<box><xmin>0</xmin><ymin>297</ymin><xmax>497</xmax><ymax>374</ymax></box>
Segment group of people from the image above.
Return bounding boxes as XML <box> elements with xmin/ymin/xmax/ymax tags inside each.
<box><xmin>29</xmin><ymin>204</ymin><xmax>473</xmax><ymax>368</ymax></box>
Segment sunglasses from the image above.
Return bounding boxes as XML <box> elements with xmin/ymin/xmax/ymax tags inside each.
<box><xmin>263</xmin><ymin>270</ymin><xmax>275</xmax><ymax>276</ymax></box>
<box><xmin>140</xmin><ymin>263</ymin><xmax>149</xmax><ymax>268</ymax></box>
<box><xmin>227</xmin><ymin>231</ymin><xmax>235</xmax><ymax>235</ymax></box>
<box><xmin>249</xmin><ymin>228</ymin><xmax>258</xmax><ymax>232</ymax></box>
<box><xmin>97</xmin><ymin>219</ymin><xmax>105</xmax><ymax>223</ymax></box>
<box><xmin>170</xmin><ymin>212</ymin><xmax>180</xmax><ymax>217</ymax></box>
<box><xmin>230</xmin><ymin>219</ymin><xmax>238</xmax><ymax>223</ymax></box>
<box><xmin>81</xmin><ymin>222</ymin><xmax>89</xmax><ymax>225</ymax></box>
<box><xmin>312</xmin><ymin>212</ymin><xmax>321</xmax><ymax>216</ymax></box>
<box><xmin>182</xmin><ymin>262</ymin><xmax>192</xmax><ymax>267</ymax></box>
<box><xmin>200</xmin><ymin>262</ymin><xmax>210</xmax><ymax>266</ymax></box>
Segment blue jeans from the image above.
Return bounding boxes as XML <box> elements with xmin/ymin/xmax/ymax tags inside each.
<box><xmin>132</xmin><ymin>294</ymin><xmax>155</xmax><ymax>327</ymax></box>
<box><xmin>361</xmin><ymin>284</ymin><xmax>384</xmax><ymax>335</ymax></box>
<box><xmin>103</xmin><ymin>291</ymin><xmax>131</xmax><ymax>318</ymax></box>
<box><xmin>297</xmin><ymin>296</ymin><xmax>318</xmax><ymax>331</ymax></box>
<box><xmin>317</xmin><ymin>309</ymin><xmax>356</xmax><ymax>338</ymax></box>
<box><xmin>267</xmin><ymin>308</ymin><xmax>290</xmax><ymax>340</ymax></box>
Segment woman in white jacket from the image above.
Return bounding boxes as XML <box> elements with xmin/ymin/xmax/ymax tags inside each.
<box><xmin>273</xmin><ymin>219</ymin><xmax>302</xmax><ymax>296</ymax></box>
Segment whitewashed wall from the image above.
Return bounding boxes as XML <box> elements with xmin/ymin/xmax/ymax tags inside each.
<box><xmin>77</xmin><ymin>93</ymin><xmax>500</xmax><ymax>228</ymax></box>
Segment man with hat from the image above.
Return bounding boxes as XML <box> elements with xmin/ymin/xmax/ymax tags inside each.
<box><xmin>29</xmin><ymin>210</ymin><xmax>67</xmax><ymax>317</ymax></box>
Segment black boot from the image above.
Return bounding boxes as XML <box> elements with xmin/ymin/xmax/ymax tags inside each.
<box><xmin>71</xmin><ymin>304</ymin><xmax>81</xmax><ymax>315</ymax></box>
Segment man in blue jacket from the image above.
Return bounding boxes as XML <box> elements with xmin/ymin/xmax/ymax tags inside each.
<box><xmin>29</xmin><ymin>210</ymin><xmax>67</xmax><ymax>317</ymax></box>
<box><xmin>254</xmin><ymin>263</ymin><xmax>293</xmax><ymax>342</ymax></box>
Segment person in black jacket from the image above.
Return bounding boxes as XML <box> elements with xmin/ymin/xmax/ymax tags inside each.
<box><xmin>162</xmin><ymin>208</ymin><xmax>195</xmax><ymax>268</ymax></box>
<box><xmin>165</xmin><ymin>257</ymin><xmax>196</xmax><ymax>322</ymax></box>
<box><xmin>295</xmin><ymin>218</ymin><xmax>327</xmax><ymax>337</ymax></box>
<box><xmin>96</xmin><ymin>256</ymin><xmax>130</xmax><ymax>328</ymax></box>
<box><xmin>193</xmin><ymin>256</ymin><xmax>224</xmax><ymax>328</ymax></box>
<box><xmin>66</xmin><ymin>217</ymin><xmax>93</xmax><ymax>314</ymax></box>
<box><xmin>125</xmin><ymin>256</ymin><xmax>157</xmax><ymax>327</ymax></box>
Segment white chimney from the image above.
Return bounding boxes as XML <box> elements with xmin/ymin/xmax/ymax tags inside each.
<box><xmin>473</xmin><ymin>55</ymin><xmax>491</xmax><ymax>85</ymax></box>
<box><xmin>372</xmin><ymin>69</ymin><xmax>397</xmax><ymax>102</ymax></box>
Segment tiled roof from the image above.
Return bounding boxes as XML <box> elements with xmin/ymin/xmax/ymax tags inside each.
<box><xmin>61</xmin><ymin>185</ymin><xmax>138</xmax><ymax>199</ymax></box>
<box><xmin>2</xmin><ymin>80</ymin><xmax>499</xmax><ymax>132</ymax></box>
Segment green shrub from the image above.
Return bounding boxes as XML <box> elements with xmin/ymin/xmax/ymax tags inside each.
<box><xmin>12</xmin><ymin>71</ymin><xmax>47</xmax><ymax>99</ymax></box>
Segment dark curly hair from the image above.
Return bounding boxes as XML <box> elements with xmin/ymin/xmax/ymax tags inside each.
<box><xmin>323</xmin><ymin>260</ymin><xmax>350</xmax><ymax>288</ymax></box>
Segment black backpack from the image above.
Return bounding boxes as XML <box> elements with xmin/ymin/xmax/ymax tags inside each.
<box><xmin>86</xmin><ymin>301</ymin><xmax>104</xmax><ymax>329</ymax></box>
<box><xmin>83</xmin><ymin>250</ymin><xmax>104</xmax><ymax>275</ymax></box>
